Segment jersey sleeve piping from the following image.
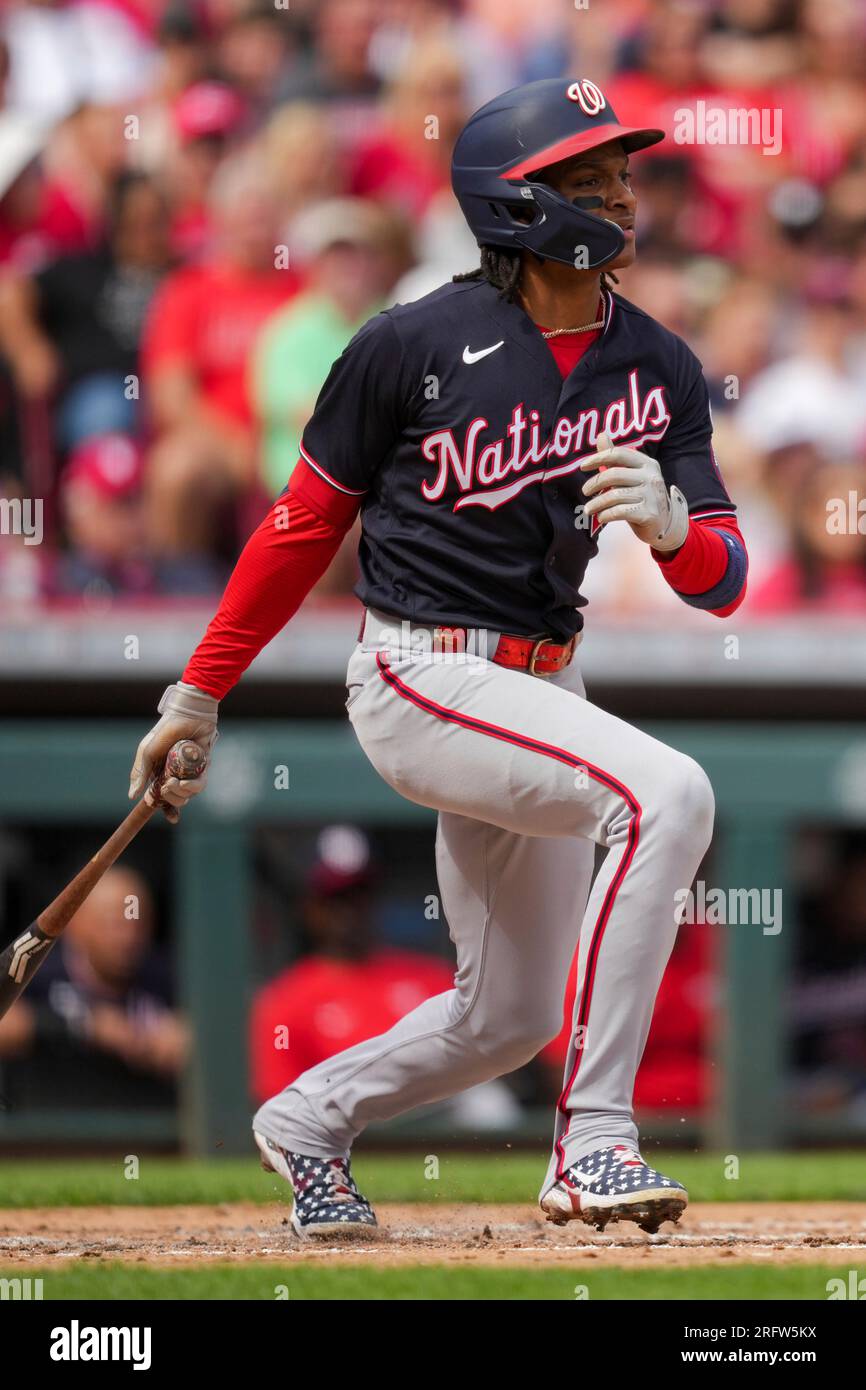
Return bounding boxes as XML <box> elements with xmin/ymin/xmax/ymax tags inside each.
<box><xmin>298</xmin><ymin>442</ymin><xmax>368</xmax><ymax>497</ymax></box>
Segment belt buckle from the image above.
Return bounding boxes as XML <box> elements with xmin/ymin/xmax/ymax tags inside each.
<box><xmin>528</xmin><ymin>634</ymin><xmax>575</xmax><ymax>677</ymax></box>
<box><xmin>528</xmin><ymin>636</ymin><xmax>555</xmax><ymax>677</ymax></box>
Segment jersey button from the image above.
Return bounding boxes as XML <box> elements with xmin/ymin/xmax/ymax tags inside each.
<box><xmin>550</xmin><ymin>487</ymin><xmax>559</xmax><ymax>499</ymax></box>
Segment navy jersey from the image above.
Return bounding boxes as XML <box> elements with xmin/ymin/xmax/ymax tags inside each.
<box><xmin>298</xmin><ymin>278</ymin><xmax>736</xmax><ymax>641</ymax></box>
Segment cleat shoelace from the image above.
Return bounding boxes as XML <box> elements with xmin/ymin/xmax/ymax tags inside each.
<box><xmin>612</xmin><ymin>1146</ymin><xmax>644</xmax><ymax>1167</ymax></box>
<box><xmin>563</xmin><ymin>1145</ymin><xmax>684</xmax><ymax>1196</ymax></box>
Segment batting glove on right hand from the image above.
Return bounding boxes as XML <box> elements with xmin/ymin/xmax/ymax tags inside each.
<box><xmin>129</xmin><ymin>682</ymin><xmax>219</xmax><ymax>818</ymax></box>
<box><xmin>580</xmin><ymin>431</ymin><xmax>689</xmax><ymax>553</ymax></box>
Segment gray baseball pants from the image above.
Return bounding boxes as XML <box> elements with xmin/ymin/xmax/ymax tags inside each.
<box><xmin>253</xmin><ymin>609</ymin><xmax>714</xmax><ymax>1196</ymax></box>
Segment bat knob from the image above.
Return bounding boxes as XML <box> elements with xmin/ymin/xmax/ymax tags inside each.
<box><xmin>165</xmin><ymin>739</ymin><xmax>208</xmax><ymax>781</ymax></box>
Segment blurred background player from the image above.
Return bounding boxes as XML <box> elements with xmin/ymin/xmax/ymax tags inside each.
<box><xmin>0</xmin><ymin>865</ymin><xmax>187</xmax><ymax>1111</ymax></box>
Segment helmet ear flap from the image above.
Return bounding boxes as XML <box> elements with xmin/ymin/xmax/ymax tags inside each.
<box><xmin>510</xmin><ymin>180</ymin><xmax>624</xmax><ymax>269</ymax></box>
<box><xmin>453</xmin><ymin>170</ymin><xmax>622</xmax><ymax>269</ymax></box>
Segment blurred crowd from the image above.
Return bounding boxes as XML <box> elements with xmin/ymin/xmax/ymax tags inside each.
<box><xmin>0</xmin><ymin>0</ymin><xmax>865</xmax><ymax>614</ymax></box>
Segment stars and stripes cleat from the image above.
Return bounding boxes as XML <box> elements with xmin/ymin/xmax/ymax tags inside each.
<box><xmin>254</xmin><ymin>1131</ymin><xmax>378</xmax><ymax>1240</ymax></box>
<box><xmin>540</xmin><ymin>1144</ymin><xmax>688</xmax><ymax>1234</ymax></box>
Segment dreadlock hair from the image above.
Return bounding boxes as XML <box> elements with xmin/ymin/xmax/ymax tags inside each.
<box><xmin>453</xmin><ymin>247</ymin><xmax>620</xmax><ymax>302</ymax></box>
<box><xmin>453</xmin><ymin>246</ymin><xmax>522</xmax><ymax>300</ymax></box>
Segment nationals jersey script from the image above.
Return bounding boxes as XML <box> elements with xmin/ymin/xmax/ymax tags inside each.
<box><xmin>295</xmin><ymin>277</ymin><xmax>738</xmax><ymax>642</ymax></box>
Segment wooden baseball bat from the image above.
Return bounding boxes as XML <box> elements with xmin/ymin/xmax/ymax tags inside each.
<box><xmin>0</xmin><ymin>739</ymin><xmax>207</xmax><ymax>1022</ymax></box>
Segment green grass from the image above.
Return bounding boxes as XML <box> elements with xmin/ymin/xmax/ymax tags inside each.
<box><xmin>0</xmin><ymin>1261</ymin><xmax>854</xmax><ymax>1301</ymax></box>
<box><xmin>0</xmin><ymin>1150</ymin><xmax>863</xmax><ymax>1209</ymax></box>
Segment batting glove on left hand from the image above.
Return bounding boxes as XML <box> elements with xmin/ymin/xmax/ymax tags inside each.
<box><xmin>580</xmin><ymin>431</ymin><xmax>689</xmax><ymax>552</ymax></box>
<box><xmin>129</xmin><ymin>682</ymin><xmax>219</xmax><ymax>820</ymax></box>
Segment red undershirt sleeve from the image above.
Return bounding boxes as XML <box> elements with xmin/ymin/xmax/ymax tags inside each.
<box><xmin>182</xmin><ymin>460</ymin><xmax>361</xmax><ymax>699</ymax></box>
<box><xmin>652</xmin><ymin>514</ymin><xmax>748</xmax><ymax>617</ymax></box>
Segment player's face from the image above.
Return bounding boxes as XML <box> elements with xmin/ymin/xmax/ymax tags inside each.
<box><xmin>541</xmin><ymin>141</ymin><xmax>637</xmax><ymax>270</ymax></box>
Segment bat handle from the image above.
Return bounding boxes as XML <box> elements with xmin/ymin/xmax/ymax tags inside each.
<box><xmin>146</xmin><ymin>739</ymin><xmax>208</xmax><ymax>811</ymax></box>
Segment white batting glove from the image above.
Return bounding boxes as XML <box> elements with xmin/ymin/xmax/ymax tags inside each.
<box><xmin>580</xmin><ymin>431</ymin><xmax>689</xmax><ymax>552</ymax></box>
<box><xmin>129</xmin><ymin>682</ymin><xmax>219</xmax><ymax>818</ymax></box>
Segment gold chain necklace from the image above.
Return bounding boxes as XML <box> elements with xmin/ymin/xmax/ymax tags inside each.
<box><xmin>541</xmin><ymin>318</ymin><xmax>604</xmax><ymax>339</ymax></box>
<box><xmin>518</xmin><ymin>290</ymin><xmax>606</xmax><ymax>339</ymax></box>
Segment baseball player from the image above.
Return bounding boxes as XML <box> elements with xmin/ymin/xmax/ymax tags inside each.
<box><xmin>129</xmin><ymin>79</ymin><xmax>748</xmax><ymax>1240</ymax></box>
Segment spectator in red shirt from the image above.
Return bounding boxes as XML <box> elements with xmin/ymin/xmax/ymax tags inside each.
<box><xmin>0</xmin><ymin>110</ymin><xmax>101</xmax><ymax>273</ymax></box>
<box><xmin>606</xmin><ymin>4</ymin><xmax>789</xmax><ymax>262</ymax></box>
<box><xmin>349</xmin><ymin>39</ymin><xmax>467</xmax><ymax>221</ymax></box>
<box><xmin>0</xmin><ymin>112</ymin><xmax>50</xmax><ymax>271</ymax></box>
<box><xmin>250</xmin><ymin>826</ymin><xmax>455</xmax><ymax>1105</ymax></box>
<box><xmin>163</xmin><ymin>81</ymin><xmax>247</xmax><ymax>262</ymax></box>
<box><xmin>38</xmin><ymin>102</ymin><xmax>131</xmax><ymax>257</ymax></box>
<box><xmin>141</xmin><ymin>149</ymin><xmax>301</xmax><ymax>565</ymax></box>
<box><xmin>54</xmin><ymin>432</ymin><xmax>153</xmax><ymax>597</ymax></box>
<box><xmin>750</xmin><ymin>454</ymin><xmax>866</xmax><ymax>614</ymax></box>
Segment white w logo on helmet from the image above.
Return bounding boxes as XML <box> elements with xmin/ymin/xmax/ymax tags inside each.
<box><xmin>567</xmin><ymin>79</ymin><xmax>606</xmax><ymax>117</ymax></box>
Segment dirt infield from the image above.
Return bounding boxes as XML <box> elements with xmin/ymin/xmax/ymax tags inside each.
<box><xmin>1</xmin><ymin>1202</ymin><xmax>865</xmax><ymax>1268</ymax></box>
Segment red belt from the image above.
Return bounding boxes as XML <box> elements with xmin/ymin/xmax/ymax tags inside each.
<box><xmin>492</xmin><ymin>631</ymin><xmax>578</xmax><ymax>676</ymax></box>
<box><xmin>360</xmin><ymin>611</ymin><xmax>578</xmax><ymax>677</ymax></box>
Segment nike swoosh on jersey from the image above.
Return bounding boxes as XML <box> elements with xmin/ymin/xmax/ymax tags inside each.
<box><xmin>462</xmin><ymin>341</ymin><xmax>504</xmax><ymax>364</ymax></box>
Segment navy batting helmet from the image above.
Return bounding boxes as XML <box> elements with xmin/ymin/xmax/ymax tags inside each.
<box><xmin>451</xmin><ymin>77</ymin><xmax>664</xmax><ymax>270</ymax></box>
